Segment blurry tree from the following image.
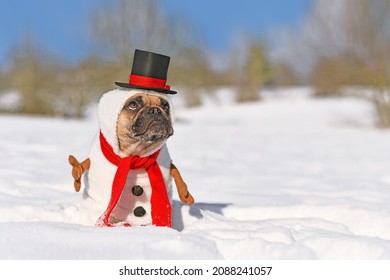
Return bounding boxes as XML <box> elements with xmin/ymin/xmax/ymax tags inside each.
<box><xmin>170</xmin><ymin>47</ymin><xmax>216</xmax><ymax>107</ymax></box>
<box><xmin>270</xmin><ymin>61</ymin><xmax>299</xmax><ymax>87</ymax></box>
<box><xmin>6</xmin><ymin>34</ymin><xmax>117</xmax><ymax>118</ymax></box>
<box><xmin>310</xmin><ymin>52</ymin><xmax>367</xmax><ymax>97</ymax></box>
<box><xmin>236</xmin><ymin>42</ymin><xmax>271</xmax><ymax>102</ymax></box>
<box><xmin>0</xmin><ymin>70</ymin><xmax>7</xmax><ymax>92</ymax></box>
<box><xmin>91</xmin><ymin>0</ymin><xmax>214</xmax><ymax>107</ymax></box>
<box><xmin>361</xmin><ymin>63</ymin><xmax>390</xmax><ymax>127</ymax></box>
<box><xmin>287</xmin><ymin>0</ymin><xmax>390</xmax><ymax>127</ymax></box>
<box><xmin>92</xmin><ymin>0</ymin><xmax>183</xmax><ymax>65</ymax></box>
<box><xmin>354</xmin><ymin>0</ymin><xmax>390</xmax><ymax>127</ymax></box>
<box><xmin>8</xmin><ymin>33</ymin><xmax>59</xmax><ymax>115</ymax></box>
<box><xmin>52</xmin><ymin>56</ymin><xmax>116</xmax><ymax>118</ymax></box>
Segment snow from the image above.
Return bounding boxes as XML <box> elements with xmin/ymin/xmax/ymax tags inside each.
<box><xmin>0</xmin><ymin>91</ymin><xmax>21</xmax><ymax>111</ymax></box>
<box><xmin>1</xmin><ymin>87</ymin><xmax>390</xmax><ymax>259</ymax></box>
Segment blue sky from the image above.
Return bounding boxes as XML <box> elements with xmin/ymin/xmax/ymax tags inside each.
<box><xmin>0</xmin><ymin>0</ymin><xmax>313</xmax><ymax>65</ymax></box>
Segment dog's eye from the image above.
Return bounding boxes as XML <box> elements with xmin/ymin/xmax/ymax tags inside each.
<box><xmin>127</xmin><ymin>101</ymin><xmax>138</xmax><ymax>111</ymax></box>
<box><xmin>161</xmin><ymin>100</ymin><xmax>170</xmax><ymax>112</ymax></box>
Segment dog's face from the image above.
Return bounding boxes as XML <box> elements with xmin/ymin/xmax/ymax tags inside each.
<box><xmin>116</xmin><ymin>93</ymin><xmax>173</xmax><ymax>156</ymax></box>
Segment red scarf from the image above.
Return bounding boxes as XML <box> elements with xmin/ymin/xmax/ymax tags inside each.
<box><xmin>96</xmin><ymin>132</ymin><xmax>172</xmax><ymax>227</ymax></box>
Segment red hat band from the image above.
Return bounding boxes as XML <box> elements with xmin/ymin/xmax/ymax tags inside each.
<box><xmin>129</xmin><ymin>74</ymin><xmax>171</xmax><ymax>90</ymax></box>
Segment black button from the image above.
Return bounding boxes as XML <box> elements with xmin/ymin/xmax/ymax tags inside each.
<box><xmin>134</xmin><ymin>206</ymin><xmax>146</xmax><ymax>217</ymax></box>
<box><xmin>132</xmin><ymin>185</ymin><xmax>144</xmax><ymax>196</ymax></box>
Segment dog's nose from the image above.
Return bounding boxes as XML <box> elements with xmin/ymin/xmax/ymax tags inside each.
<box><xmin>148</xmin><ymin>107</ymin><xmax>162</xmax><ymax>115</ymax></box>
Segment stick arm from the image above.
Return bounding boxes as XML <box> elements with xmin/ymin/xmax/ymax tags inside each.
<box><xmin>170</xmin><ymin>163</ymin><xmax>194</xmax><ymax>205</ymax></box>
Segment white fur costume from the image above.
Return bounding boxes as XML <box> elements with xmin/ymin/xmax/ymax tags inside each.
<box><xmin>83</xmin><ymin>88</ymin><xmax>173</xmax><ymax>226</ymax></box>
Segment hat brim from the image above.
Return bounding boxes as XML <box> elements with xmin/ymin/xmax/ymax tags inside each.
<box><xmin>115</xmin><ymin>82</ymin><xmax>177</xmax><ymax>94</ymax></box>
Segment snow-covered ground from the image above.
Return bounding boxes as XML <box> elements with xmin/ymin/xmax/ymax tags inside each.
<box><xmin>1</xmin><ymin>87</ymin><xmax>390</xmax><ymax>259</ymax></box>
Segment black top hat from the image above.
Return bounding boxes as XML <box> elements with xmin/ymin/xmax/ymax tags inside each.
<box><xmin>115</xmin><ymin>49</ymin><xmax>176</xmax><ymax>94</ymax></box>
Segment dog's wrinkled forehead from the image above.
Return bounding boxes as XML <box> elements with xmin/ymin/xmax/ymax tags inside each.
<box><xmin>122</xmin><ymin>93</ymin><xmax>171</xmax><ymax>115</ymax></box>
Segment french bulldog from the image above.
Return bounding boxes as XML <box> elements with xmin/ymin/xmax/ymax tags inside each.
<box><xmin>69</xmin><ymin>90</ymin><xmax>194</xmax><ymax>227</ymax></box>
<box><xmin>116</xmin><ymin>93</ymin><xmax>174</xmax><ymax>157</ymax></box>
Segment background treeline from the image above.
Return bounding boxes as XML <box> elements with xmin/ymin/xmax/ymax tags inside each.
<box><xmin>283</xmin><ymin>0</ymin><xmax>390</xmax><ymax>127</ymax></box>
<box><xmin>0</xmin><ymin>0</ymin><xmax>289</xmax><ymax>118</ymax></box>
<box><xmin>0</xmin><ymin>0</ymin><xmax>389</xmax><ymax>128</ymax></box>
